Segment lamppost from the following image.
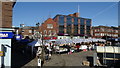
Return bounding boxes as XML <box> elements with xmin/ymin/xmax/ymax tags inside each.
<box><xmin>35</xmin><ymin>22</ymin><xmax>40</xmax><ymax>39</ymax></box>
<box><xmin>36</xmin><ymin>22</ymin><xmax>45</xmax><ymax>67</ymax></box>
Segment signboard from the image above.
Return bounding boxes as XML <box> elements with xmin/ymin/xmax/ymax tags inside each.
<box><xmin>0</xmin><ymin>51</ymin><xmax>4</xmax><ymax>56</ymax></box>
<box><xmin>0</xmin><ymin>32</ymin><xmax>13</xmax><ymax>39</ymax></box>
<box><xmin>0</xmin><ymin>39</ymin><xmax>11</xmax><ymax>67</ymax></box>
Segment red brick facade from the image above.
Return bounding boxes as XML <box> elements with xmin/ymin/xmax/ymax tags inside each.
<box><xmin>0</xmin><ymin>2</ymin><xmax>15</xmax><ymax>28</ymax></box>
<box><xmin>39</xmin><ymin>18</ymin><xmax>58</xmax><ymax>37</ymax></box>
<box><xmin>68</xmin><ymin>12</ymin><xmax>79</xmax><ymax>17</ymax></box>
<box><xmin>92</xmin><ymin>26</ymin><xmax>118</xmax><ymax>38</ymax></box>
<box><xmin>17</xmin><ymin>27</ymin><xmax>36</xmax><ymax>37</ymax></box>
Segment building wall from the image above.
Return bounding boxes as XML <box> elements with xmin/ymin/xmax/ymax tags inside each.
<box><xmin>17</xmin><ymin>27</ymin><xmax>36</xmax><ymax>38</ymax></box>
<box><xmin>0</xmin><ymin>1</ymin><xmax>2</xmax><ymax>27</ymax></box>
<box><xmin>39</xmin><ymin>18</ymin><xmax>58</xmax><ymax>37</ymax></box>
<box><xmin>0</xmin><ymin>2</ymin><xmax>14</xmax><ymax>28</ymax></box>
<box><xmin>118</xmin><ymin>26</ymin><xmax>120</xmax><ymax>37</ymax></box>
<box><xmin>53</xmin><ymin>13</ymin><xmax>92</xmax><ymax>37</ymax></box>
<box><xmin>92</xmin><ymin>26</ymin><xmax>118</xmax><ymax>38</ymax></box>
<box><xmin>118</xmin><ymin>1</ymin><xmax>120</xmax><ymax>37</ymax></box>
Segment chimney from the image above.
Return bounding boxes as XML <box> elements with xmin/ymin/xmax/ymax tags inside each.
<box><xmin>68</xmin><ymin>14</ymin><xmax>73</xmax><ymax>17</ymax></box>
<box><xmin>68</xmin><ymin>13</ymin><xmax>79</xmax><ymax>17</ymax></box>
<box><xmin>73</xmin><ymin>13</ymin><xmax>79</xmax><ymax>17</ymax></box>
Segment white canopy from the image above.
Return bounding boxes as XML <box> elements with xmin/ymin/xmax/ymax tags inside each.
<box><xmin>97</xmin><ymin>46</ymin><xmax>120</xmax><ymax>53</ymax></box>
<box><xmin>27</xmin><ymin>39</ymin><xmax>43</xmax><ymax>56</ymax></box>
<box><xmin>28</xmin><ymin>39</ymin><xmax>42</xmax><ymax>47</ymax></box>
<box><xmin>55</xmin><ymin>38</ymin><xmax>106</xmax><ymax>45</ymax></box>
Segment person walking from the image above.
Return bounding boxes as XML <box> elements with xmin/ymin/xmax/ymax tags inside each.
<box><xmin>44</xmin><ymin>45</ymin><xmax>49</xmax><ymax>61</ymax></box>
<box><xmin>76</xmin><ymin>44</ymin><xmax>80</xmax><ymax>52</ymax></box>
<box><xmin>66</xmin><ymin>44</ymin><xmax>71</xmax><ymax>54</ymax></box>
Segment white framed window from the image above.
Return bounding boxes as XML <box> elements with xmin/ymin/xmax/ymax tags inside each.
<box><xmin>48</xmin><ymin>30</ymin><xmax>51</xmax><ymax>35</ymax></box>
<box><xmin>29</xmin><ymin>30</ymin><xmax>32</xmax><ymax>33</ymax></box>
<box><xmin>116</xmin><ymin>30</ymin><xmax>118</xmax><ymax>33</ymax></box>
<box><xmin>94</xmin><ymin>30</ymin><xmax>97</xmax><ymax>32</ymax></box>
<box><xmin>47</xmin><ymin>24</ymin><xmax>53</xmax><ymax>29</ymax></box>
<box><xmin>44</xmin><ymin>30</ymin><xmax>47</xmax><ymax>35</ymax></box>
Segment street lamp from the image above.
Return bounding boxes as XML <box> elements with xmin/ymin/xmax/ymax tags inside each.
<box><xmin>36</xmin><ymin>22</ymin><xmax>45</xmax><ymax>67</ymax></box>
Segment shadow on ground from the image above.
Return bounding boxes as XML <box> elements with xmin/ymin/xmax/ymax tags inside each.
<box><xmin>86</xmin><ymin>56</ymin><xmax>93</xmax><ymax>67</ymax></box>
<box><xmin>11</xmin><ymin>44</ymin><xmax>36</xmax><ymax>68</ymax></box>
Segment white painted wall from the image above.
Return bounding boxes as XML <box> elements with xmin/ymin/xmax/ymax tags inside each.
<box><xmin>0</xmin><ymin>39</ymin><xmax>11</xmax><ymax>68</ymax></box>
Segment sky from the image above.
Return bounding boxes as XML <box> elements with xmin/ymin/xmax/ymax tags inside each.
<box><xmin>14</xmin><ymin>0</ymin><xmax>120</xmax><ymax>2</ymax></box>
<box><xmin>13</xmin><ymin>2</ymin><xmax>118</xmax><ymax>27</ymax></box>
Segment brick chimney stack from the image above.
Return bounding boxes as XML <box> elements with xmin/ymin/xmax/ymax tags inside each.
<box><xmin>68</xmin><ymin>12</ymin><xmax>80</xmax><ymax>17</ymax></box>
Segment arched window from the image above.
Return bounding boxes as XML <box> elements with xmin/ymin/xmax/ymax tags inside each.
<box><xmin>44</xmin><ymin>30</ymin><xmax>47</xmax><ymax>35</ymax></box>
<box><xmin>53</xmin><ymin>30</ymin><xmax>56</xmax><ymax>35</ymax></box>
<box><xmin>48</xmin><ymin>30</ymin><xmax>51</xmax><ymax>36</ymax></box>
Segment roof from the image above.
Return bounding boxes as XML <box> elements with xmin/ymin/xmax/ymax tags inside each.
<box><xmin>53</xmin><ymin>14</ymin><xmax>91</xmax><ymax>20</ymax></box>
<box><xmin>97</xmin><ymin>46</ymin><xmax>120</xmax><ymax>53</ymax></box>
<box><xmin>44</xmin><ymin>18</ymin><xmax>56</xmax><ymax>23</ymax></box>
<box><xmin>92</xmin><ymin>26</ymin><xmax>118</xmax><ymax>29</ymax></box>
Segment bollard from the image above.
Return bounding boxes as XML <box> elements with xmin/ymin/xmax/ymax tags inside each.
<box><xmin>38</xmin><ymin>58</ymin><xmax>41</xmax><ymax>68</ymax></box>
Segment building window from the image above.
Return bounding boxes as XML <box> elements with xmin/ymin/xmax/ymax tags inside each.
<box><xmin>44</xmin><ymin>30</ymin><xmax>47</xmax><ymax>35</ymax></box>
<box><xmin>47</xmin><ymin>24</ymin><xmax>53</xmax><ymax>29</ymax></box>
<box><xmin>100</xmin><ymin>28</ymin><xmax>105</xmax><ymax>32</ymax></box>
<box><xmin>53</xmin><ymin>30</ymin><xmax>56</xmax><ymax>35</ymax></box>
<box><xmin>86</xmin><ymin>26</ymin><xmax>90</xmax><ymax>30</ymax></box>
<box><xmin>66</xmin><ymin>16</ymin><xmax>72</xmax><ymax>25</ymax></box>
<box><xmin>115</xmin><ymin>30</ymin><xmax>118</xmax><ymax>33</ymax></box>
<box><xmin>80</xmin><ymin>18</ymin><xmax>84</xmax><ymax>25</ymax></box>
<box><xmin>67</xmin><ymin>25</ymin><xmax>72</xmax><ymax>35</ymax></box>
<box><xmin>48</xmin><ymin>30</ymin><xmax>51</xmax><ymax>35</ymax></box>
<box><xmin>74</xmin><ymin>25</ymin><xmax>78</xmax><ymax>34</ymax></box>
<box><xmin>80</xmin><ymin>30</ymin><xmax>84</xmax><ymax>35</ymax></box>
<box><xmin>59</xmin><ymin>25</ymin><xmax>64</xmax><ymax>33</ymax></box>
<box><xmin>74</xmin><ymin>17</ymin><xmax>78</xmax><ymax>25</ymax></box>
<box><xmin>29</xmin><ymin>30</ymin><xmax>32</xmax><ymax>33</ymax></box>
<box><xmin>34</xmin><ymin>30</ymin><xmax>36</xmax><ymax>33</ymax></box>
<box><xmin>86</xmin><ymin>19</ymin><xmax>91</xmax><ymax>26</ymax></box>
<box><xmin>94</xmin><ymin>30</ymin><xmax>97</xmax><ymax>32</ymax></box>
<box><xmin>59</xmin><ymin>16</ymin><xmax>64</xmax><ymax>25</ymax></box>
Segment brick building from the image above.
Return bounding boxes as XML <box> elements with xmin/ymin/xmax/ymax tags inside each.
<box><xmin>92</xmin><ymin>26</ymin><xmax>118</xmax><ymax>38</ymax></box>
<box><xmin>118</xmin><ymin>26</ymin><xmax>120</xmax><ymax>37</ymax></box>
<box><xmin>39</xmin><ymin>18</ymin><xmax>58</xmax><ymax>39</ymax></box>
<box><xmin>118</xmin><ymin>1</ymin><xmax>120</xmax><ymax>38</ymax></box>
<box><xmin>19</xmin><ymin>26</ymin><xmax>37</xmax><ymax>37</ymax></box>
<box><xmin>53</xmin><ymin>12</ymin><xmax>92</xmax><ymax>38</ymax></box>
<box><xmin>0</xmin><ymin>1</ymin><xmax>16</xmax><ymax>28</ymax></box>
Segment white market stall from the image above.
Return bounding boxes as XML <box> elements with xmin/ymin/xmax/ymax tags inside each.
<box><xmin>27</xmin><ymin>39</ymin><xmax>42</xmax><ymax>56</ymax></box>
<box><xmin>55</xmin><ymin>38</ymin><xmax>106</xmax><ymax>45</ymax></box>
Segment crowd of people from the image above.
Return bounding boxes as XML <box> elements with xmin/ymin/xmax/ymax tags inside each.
<box><xmin>12</xmin><ymin>34</ymin><xmax>113</xmax><ymax>62</ymax></box>
<box><xmin>42</xmin><ymin>41</ymin><xmax>108</xmax><ymax>61</ymax></box>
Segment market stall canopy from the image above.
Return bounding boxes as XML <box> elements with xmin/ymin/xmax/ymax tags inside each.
<box><xmin>27</xmin><ymin>39</ymin><xmax>42</xmax><ymax>47</ymax></box>
<box><xmin>45</xmin><ymin>39</ymin><xmax>56</xmax><ymax>43</ymax></box>
<box><xmin>55</xmin><ymin>38</ymin><xmax>106</xmax><ymax>45</ymax></box>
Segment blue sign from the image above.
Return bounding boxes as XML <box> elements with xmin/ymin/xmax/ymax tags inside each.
<box><xmin>0</xmin><ymin>32</ymin><xmax>13</xmax><ymax>39</ymax></box>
